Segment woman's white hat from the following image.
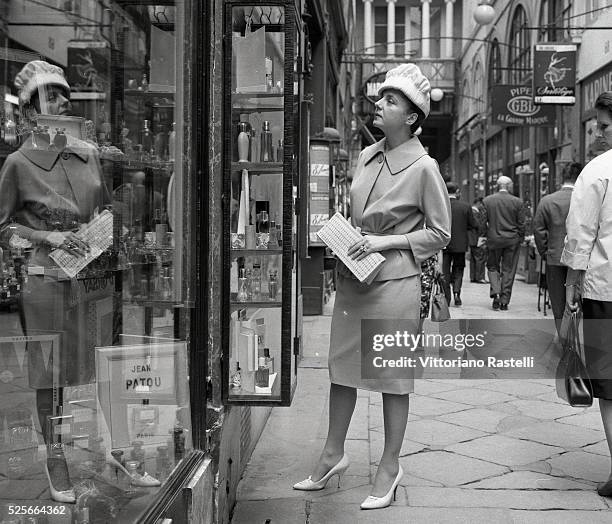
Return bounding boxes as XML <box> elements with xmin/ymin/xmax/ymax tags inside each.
<box><xmin>14</xmin><ymin>60</ymin><xmax>70</xmax><ymax>105</ymax></box>
<box><xmin>377</xmin><ymin>63</ymin><xmax>431</xmax><ymax>117</ymax></box>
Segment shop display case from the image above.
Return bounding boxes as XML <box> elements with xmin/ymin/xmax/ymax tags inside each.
<box><xmin>0</xmin><ymin>0</ymin><xmax>201</xmax><ymax>520</ymax></box>
<box><xmin>223</xmin><ymin>1</ymin><xmax>301</xmax><ymax>404</ymax></box>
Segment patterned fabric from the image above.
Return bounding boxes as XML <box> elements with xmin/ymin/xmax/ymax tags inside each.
<box><xmin>420</xmin><ymin>253</ymin><xmax>438</xmax><ymax>318</ymax></box>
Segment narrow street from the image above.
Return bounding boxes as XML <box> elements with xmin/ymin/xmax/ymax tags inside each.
<box><xmin>232</xmin><ymin>277</ymin><xmax>612</xmax><ymax>523</ymax></box>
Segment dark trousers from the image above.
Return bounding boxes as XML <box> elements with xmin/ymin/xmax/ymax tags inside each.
<box><xmin>469</xmin><ymin>245</ymin><xmax>486</xmax><ymax>281</ymax></box>
<box><xmin>442</xmin><ymin>251</ymin><xmax>466</xmax><ymax>304</ymax></box>
<box><xmin>486</xmin><ymin>243</ymin><xmax>521</xmax><ymax>305</ymax></box>
<box><xmin>545</xmin><ymin>263</ymin><xmax>567</xmax><ymax>334</ymax></box>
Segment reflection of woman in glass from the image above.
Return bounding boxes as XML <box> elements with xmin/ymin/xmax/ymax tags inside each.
<box><xmin>0</xmin><ymin>61</ymin><xmax>156</xmax><ymax>503</ymax></box>
<box><xmin>294</xmin><ymin>64</ymin><xmax>450</xmax><ymax>509</ymax></box>
<box><xmin>0</xmin><ymin>60</ymin><xmax>110</xmax><ymax>502</ymax></box>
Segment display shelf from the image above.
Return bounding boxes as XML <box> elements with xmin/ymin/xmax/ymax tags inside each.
<box><xmin>230</xmin><ymin>301</ymin><xmax>282</xmax><ymax>312</ymax></box>
<box><xmin>124</xmin><ymin>89</ymin><xmax>176</xmax><ymax>98</ymax></box>
<box><xmin>231</xmin><ymin>162</ymin><xmax>283</xmax><ymax>173</ymax></box>
<box><xmin>230</xmin><ymin>249</ymin><xmax>282</xmax><ymax>256</ymax></box>
<box><xmin>123</xmin><ymin>299</ymin><xmax>184</xmax><ymax>308</ymax></box>
<box><xmin>223</xmin><ymin>1</ymin><xmax>299</xmax><ymax>406</ymax></box>
<box><xmin>120</xmin><ymin>158</ymin><xmax>174</xmax><ymax>171</ymax></box>
<box><xmin>233</xmin><ymin>93</ymin><xmax>284</xmax><ymax>112</ymax></box>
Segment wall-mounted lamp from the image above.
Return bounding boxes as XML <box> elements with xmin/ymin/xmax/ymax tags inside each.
<box><xmin>474</xmin><ymin>1</ymin><xmax>496</xmax><ymax>26</ymax></box>
<box><xmin>430</xmin><ymin>88</ymin><xmax>444</xmax><ymax>103</ymax></box>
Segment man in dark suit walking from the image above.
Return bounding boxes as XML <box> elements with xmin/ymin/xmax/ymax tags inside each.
<box><xmin>469</xmin><ymin>197</ymin><xmax>487</xmax><ymax>283</ymax></box>
<box><xmin>533</xmin><ymin>162</ymin><xmax>582</xmax><ymax>331</ymax></box>
<box><xmin>483</xmin><ymin>176</ymin><xmax>526</xmax><ymax>310</ymax></box>
<box><xmin>442</xmin><ymin>182</ymin><xmax>477</xmax><ymax>306</ymax></box>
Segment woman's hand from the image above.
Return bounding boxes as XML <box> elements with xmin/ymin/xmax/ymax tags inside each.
<box><xmin>348</xmin><ymin>235</ymin><xmax>389</xmax><ymax>261</ymax></box>
<box><xmin>565</xmin><ymin>285</ymin><xmax>581</xmax><ymax>313</ymax></box>
<box><xmin>43</xmin><ymin>231</ymin><xmax>90</xmax><ymax>257</ymax></box>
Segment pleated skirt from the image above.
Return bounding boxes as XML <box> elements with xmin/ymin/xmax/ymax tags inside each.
<box><xmin>328</xmin><ymin>273</ymin><xmax>420</xmax><ymax>394</ymax></box>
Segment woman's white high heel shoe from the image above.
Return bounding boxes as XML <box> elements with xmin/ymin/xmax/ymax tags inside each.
<box><xmin>44</xmin><ymin>461</ymin><xmax>76</xmax><ymax>504</ymax></box>
<box><xmin>360</xmin><ymin>465</ymin><xmax>404</xmax><ymax>510</ymax></box>
<box><xmin>293</xmin><ymin>454</ymin><xmax>349</xmax><ymax>491</ymax></box>
<box><xmin>107</xmin><ymin>455</ymin><xmax>161</xmax><ymax>487</ymax></box>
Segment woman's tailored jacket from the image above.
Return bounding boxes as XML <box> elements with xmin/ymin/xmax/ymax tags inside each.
<box><xmin>338</xmin><ymin>136</ymin><xmax>451</xmax><ymax>282</ymax></box>
<box><xmin>0</xmin><ymin>135</ymin><xmax>110</xmax><ymax>269</ymax></box>
<box><xmin>339</xmin><ymin>137</ymin><xmax>451</xmax><ymax>281</ymax></box>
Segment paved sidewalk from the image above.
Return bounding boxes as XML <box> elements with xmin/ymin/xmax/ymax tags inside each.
<box><xmin>232</xmin><ymin>278</ymin><xmax>612</xmax><ymax>523</ymax></box>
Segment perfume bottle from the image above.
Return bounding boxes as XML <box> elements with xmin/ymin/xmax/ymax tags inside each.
<box><xmin>276</xmin><ymin>223</ymin><xmax>282</xmax><ymax>247</ymax></box>
<box><xmin>260</xmin><ymin>121</ymin><xmax>273</xmax><ymax>162</ymax></box>
<box><xmin>110</xmin><ymin>449</ymin><xmax>125</xmax><ymax>481</ymax></box>
<box><xmin>231</xmin><ymin>362</ymin><xmax>242</xmax><ymax>388</ymax></box>
<box><xmin>237</xmin><ymin>268</ymin><xmax>248</xmax><ymax>302</ymax></box>
<box><xmin>140</xmin><ymin>72</ymin><xmax>148</xmax><ymax>91</ymax></box>
<box><xmin>168</xmin><ymin>122</ymin><xmax>176</xmax><ymax>162</ymax></box>
<box><xmin>276</xmin><ymin>139</ymin><xmax>283</xmax><ymax>162</ymax></box>
<box><xmin>141</xmin><ymin>120</ymin><xmax>153</xmax><ymax>155</ymax></box>
<box><xmin>265</xmin><ymin>56</ymin><xmax>273</xmax><ymax>92</ymax></box>
<box><xmin>130</xmin><ymin>440</ymin><xmax>146</xmax><ymax>475</ymax></box>
<box><xmin>53</xmin><ymin>127</ymin><xmax>67</xmax><ymax>150</ymax></box>
<box><xmin>255</xmin><ymin>358</ymin><xmax>270</xmax><ymax>387</ymax></box>
<box><xmin>258</xmin><ymin>211</ymin><xmax>269</xmax><ymax>234</ymax></box>
<box><xmin>162</xmin><ymin>267</ymin><xmax>173</xmax><ymax>300</ymax></box>
<box><xmin>252</xmin><ymin>262</ymin><xmax>262</xmax><ymax>299</ymax></box>
<box><xmin>156</xmin><ymin>445</ymin><xmax>170</xmax><ymax>482</ymax></box>
<box><xmin>237</xmin><ymin>121</ymin><xmax>250</xmax><ymax>162</ymax></box>
<box><xmin>245</xmin><ymin>267</ymin><xmax>253</xmax><ymax>300</ymax></box>
<box><xmin>268</xmin><ymin>219</ymin><xmax>279</xmax><ymax>249</ymax></box>
<box><xmin>262</xmin><ymin>347</ymin><xmax>275</xmax><ymax>373</ymax></box>
<box><xmin>154</xmin><ymin>124</ymin><xmax>168</xmax><ymax>161</ymax></box>
<box><xmin>268</xmin><ymin>270</ymin><xmax>278</xmax><ymax>300</ymax></box>
<box><xmin>173</xmin><ymin>425</ymin><xmax>185</xmax><ymax>462</ymax></box>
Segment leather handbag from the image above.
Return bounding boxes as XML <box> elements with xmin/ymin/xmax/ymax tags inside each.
<box><xmin>555</xmin><ymin>309</ymin><xmax>593</xmax><ymax>407</ymax></box>
<box><xmin>430</xmin><ymin>275</ymin><xmax>450</xmax><ymax>322</ymax></box>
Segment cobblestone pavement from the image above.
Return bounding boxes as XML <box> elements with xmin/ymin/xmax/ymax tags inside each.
<box><xmin>232</xmin><ymin>277</ymin><xmax>612</xmax><ymax>523</ymax></box>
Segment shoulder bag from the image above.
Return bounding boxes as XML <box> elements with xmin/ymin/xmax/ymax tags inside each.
<box><xmin>430</xmin><ymin>274</ymin><xmax>450</xmax><ymax>322</ymax></box>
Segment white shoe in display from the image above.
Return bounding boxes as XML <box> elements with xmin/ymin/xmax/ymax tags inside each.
<box><xmin>293</xmin><ymin>454</ymin><xmax>349</xmax><ymax>491</ymax></box>
<box><xmin>44</xmin><ymin>461</ymin><xmax>76</xmax><ymax>504</ymax></box>
<box><xmin>360</xmin><ymin>465</ymin><xmax>404</xmax><ymax>510</ymax></box>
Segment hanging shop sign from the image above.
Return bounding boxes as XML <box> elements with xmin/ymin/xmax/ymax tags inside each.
<box><xmin>533</xmin><ymin>43</ymin><xmax>577</xmax><ymax>105</ymax></box>
<box><xmin>581</xmin><ymin>62</ymin><xmax>612</xmax><ymax>117</ymax></box>
<box><xmin>362</xmin><ymin>71</ymin><xmax>387</xmax><ymax>104</ymax></box>
<box><xmin>67</xmin><ymin>40</ymin><xmax>110</xmax><ymax>100</ymax></box>
<box><xmin>308</xmin><ymin>144</ymin><xmax>331</xmax><ymax>246</ymax></box>
<box><xmin>491</xmin><ymin>85</ymin><xmax>556</xmax><ymax>127</ymax></box>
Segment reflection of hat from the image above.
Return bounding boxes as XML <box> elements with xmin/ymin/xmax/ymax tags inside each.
<box><xmin>378</xmin><ymin>64</ymin><xmax>431</xmax><ymax>117</ymax></box>
<box><xmin>14</xmin><ymin>60</ymin><xmax>70</xmax><ymax>105</ymax></box>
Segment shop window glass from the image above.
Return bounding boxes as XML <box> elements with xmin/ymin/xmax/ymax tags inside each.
<box><xmin>0</xmin><ymin>1</ymin><xmax>196</xmax><ymax>521</ymax></box>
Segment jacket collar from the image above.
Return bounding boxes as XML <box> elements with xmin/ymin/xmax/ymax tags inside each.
<box><xmin>18</xmin><ymin>135</ymin><xmax>90</xmax><ymax>171</ymax></box>
<box><xmin>363</xmin><ymin>136</ymin><xmax>428</xmax><ymax>174</ymax></box>
<box><xmin>353</xmin><ymin>136</ymin><xmax>429</xmax><ymax>225</ymax></box>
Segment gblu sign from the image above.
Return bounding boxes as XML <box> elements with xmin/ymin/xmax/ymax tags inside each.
<box><xmin>492</xmin><ymin>85</ymin><xmax>555</xmax><ymax>127</ymax></box>
<box><xmin>507</xmin><ymin>95</ymin><xmax>540</xmax><ymax>117</ymax></box>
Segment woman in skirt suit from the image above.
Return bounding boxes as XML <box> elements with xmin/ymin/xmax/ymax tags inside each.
<box><xmin>294</xmin><ymin>64</ymin><xmax>451</xmax><ymax>509</ymax></box>
<box><xmin>563</xmin><ymin>91</ymin><xmax>612</xmax><ymax>497</ymax></box>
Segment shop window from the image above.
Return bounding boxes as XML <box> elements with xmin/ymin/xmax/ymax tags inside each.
<box><xmin>0</xmin><ymin>1</ymin><xmax>199</xmax><ymax>521</ymax></box>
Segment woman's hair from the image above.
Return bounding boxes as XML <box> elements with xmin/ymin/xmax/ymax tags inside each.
<box><xmin>404</xmin><ymin>96</ymin><xmax>426</xmax><ymax>134</ymax></box>
<box><xmin>594</xmin><ymin>91</ymin><xmax>612</xmax><ymax>116</ymax></box>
